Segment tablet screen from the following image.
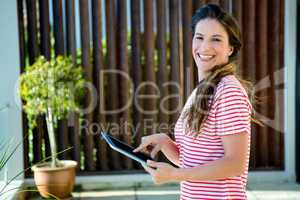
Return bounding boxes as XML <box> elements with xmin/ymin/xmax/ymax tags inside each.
<box><xmin>101</xmin><ymin>132</ymin><xmax>152</xmax><ymax>164</ymax></box>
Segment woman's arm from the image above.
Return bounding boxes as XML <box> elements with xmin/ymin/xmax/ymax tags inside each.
<box><xmin>145</xmin><ymin>132</ymin><xmax>249</xmax><ymax>184</ymax></box>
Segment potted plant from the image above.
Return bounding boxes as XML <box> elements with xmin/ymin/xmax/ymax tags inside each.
<box><xmin>19</xmin><ymin>55</ymin><xmax>85</xmax><ymax>198</ymax></box>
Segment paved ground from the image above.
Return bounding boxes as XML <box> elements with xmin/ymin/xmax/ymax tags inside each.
<box><xmin>247</xmin><ymin>182</ymin><xmax>300</xmax><ymax>200</ymax></box>
<box><xmin>70</xmin><ymin>182</ymin><xmax>300</xmax><ymax>200</ymax></box>
<box><xmin>21</xmin><ymin>181</ymin><xmax>300</xmax><ymax>199</ymax></box>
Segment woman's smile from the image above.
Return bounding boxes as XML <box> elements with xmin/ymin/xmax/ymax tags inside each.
<box><xmin>197</xmin><ymin>53</ymin><xmax>215</xmax><ymax>62</ymax></box>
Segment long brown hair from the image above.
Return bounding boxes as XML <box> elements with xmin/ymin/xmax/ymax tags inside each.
<box><xmin>183</xmin><ymin>4</ymin><xmax>259</xmax><ymax>135</ymax></box>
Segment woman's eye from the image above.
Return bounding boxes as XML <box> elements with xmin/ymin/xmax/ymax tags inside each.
<box><xmin>195</xmin><ymin>36</ymin><xmax>203</xmax><ymax>40</ymax></box>
<box><xmin>212</xmin><ymin>38</ymin><xmax>221</xmax><ymax>42</ymax></box>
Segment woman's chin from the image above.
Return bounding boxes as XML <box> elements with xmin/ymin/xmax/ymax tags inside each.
<box><xmin>196</xmin><ymin>64</ymin><xmax>215</xmax><ymax>72</ymax></box>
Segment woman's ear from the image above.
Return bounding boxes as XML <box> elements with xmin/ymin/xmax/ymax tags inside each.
<box><xmin>228</xmin><ymin>46</ymin><xmax>234</xmax><ymax>56</ymax></box>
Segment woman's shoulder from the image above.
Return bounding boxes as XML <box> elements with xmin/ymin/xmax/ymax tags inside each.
<box><xmin>217</xmin><ymin>74</ymin><xmax>242</xmax><ymax>88</ymax></box>
<box><xmin>215</xmin><ymin>75</ymin><xmax>248</xmax><ymax>99</ymax></box>
<box><xmin>211</xmin><ymin>75</ymin><xmax>253</xmax><ymax>114</ymax></box>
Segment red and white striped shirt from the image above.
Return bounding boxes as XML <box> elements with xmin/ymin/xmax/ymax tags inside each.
<box><xmin>175</xmin><ymin>75</ymin><xmax>252</xmax><ymax>200</ymax></box>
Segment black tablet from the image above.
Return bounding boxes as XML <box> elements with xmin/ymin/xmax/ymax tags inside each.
<box><xmin>101</xmin><ymin>132</ymin><xmax>152</xmax><ymax>167</ymax></box>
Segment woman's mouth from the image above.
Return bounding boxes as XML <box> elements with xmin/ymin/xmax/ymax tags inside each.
<box><xmin>197</xmin><ymin>53</ymin><xmax>215</xmax><ymax>61</ymax></box>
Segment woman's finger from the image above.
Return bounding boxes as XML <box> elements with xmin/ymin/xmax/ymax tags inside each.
<box><xmin>133</xmin><ymin>138</ymin><xmax>149</xmax><ymax>152</ymax></box>
<box><xmin>133</xmin><ymin>136</ymin><xmax>152</xmax><ymax>152</ymax></box>
<box><xmin>133</xmin><ymin>142</ymin><xmax>149</xmax><ymax>152</ymax></box>
<box><xmin>150</xmin><ymin>145</ymin><xmax>161</xmax><ymax>158</ymax></box>
<box><xmin>133</xmin><ymin>144</ymin><xmax>144</xmax><ymax>152</ymax></box>
<box><xmin>147</xmin><ymin>160</ymin><xmax>159</xmax><ymax>168</ymax></box>
<box><xmin>143</xmin><ymin>164</ymin><xmax>156</xmax><ymax>175</ymax></box>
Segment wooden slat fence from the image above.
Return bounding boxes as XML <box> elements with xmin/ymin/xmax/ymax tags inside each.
<box><xmin>17</xmin><ymin>0</ymin><xmax>285</xmax><ymax>176</ymax></box>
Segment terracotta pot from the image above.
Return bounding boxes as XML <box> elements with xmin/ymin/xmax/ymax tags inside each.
<box><xmin>32</xmin><ymin>160</ymin><xmax>77</xmax><ymax>199</ymax></box>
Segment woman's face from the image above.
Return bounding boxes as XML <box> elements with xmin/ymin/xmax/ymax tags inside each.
<box><xmin>192</xmin><ymin>18</ymin><xmax>233</xmax><ymax>75</ymax></box>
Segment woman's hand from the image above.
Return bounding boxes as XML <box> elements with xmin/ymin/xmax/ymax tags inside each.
<box><xmin>143</xmin><ymin>160</ymin><xmax>178</xmax><ymax>185</ymax></box>
<box><xmin>133</xmin><ymin>133</ymin><xmax>169</xmax><ymax>158</ymax></box>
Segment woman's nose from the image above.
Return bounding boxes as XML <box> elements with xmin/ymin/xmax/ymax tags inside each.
<box><xmin>200</xmin><ymin>40</ymin><xmax>211</xmax><ymax>51</ymax></box>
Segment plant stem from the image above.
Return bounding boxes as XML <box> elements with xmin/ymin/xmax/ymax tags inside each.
<box><xmin>45</xmin><ymin>107</ymin><xmax>57</xmax><ymax>167</ymax></box>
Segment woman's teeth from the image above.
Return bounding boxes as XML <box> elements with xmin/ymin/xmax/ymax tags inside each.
<box><xmin>197</xmin><ymin>53</ymin><xmax>214</xmax><ymax>61</ymax></box>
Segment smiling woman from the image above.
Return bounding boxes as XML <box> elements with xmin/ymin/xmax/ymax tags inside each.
<box><xmin>134</xmin><ymin>4</ymin><xmax>257</xmax><ymax>200</ymax></box>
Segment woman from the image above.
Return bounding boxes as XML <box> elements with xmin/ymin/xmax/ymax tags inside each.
<box><xmin>134</xmin><ymin>4</ymin><xmax>253</xmax><ymax>200</ymax></box>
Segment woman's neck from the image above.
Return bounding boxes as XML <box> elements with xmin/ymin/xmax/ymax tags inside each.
<box><xmin>198</xmin><ymin>70</ymin><xmax>210</xmax><ymax>83</ymax></box>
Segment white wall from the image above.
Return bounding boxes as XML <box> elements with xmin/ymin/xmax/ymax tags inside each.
<box><xmin>284</xmin><ymin>0</ymin><xmax>297</xmax><ymax>180</ymax></box>
<box><xmin>0</xmin><ymin>0</ymin><xmax>24</xmax><ymax>181</ymax></box>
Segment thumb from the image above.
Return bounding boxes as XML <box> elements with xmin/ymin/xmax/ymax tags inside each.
<box><xmin>148</xmin><ymin>160</ymin><xmax>167</xmax><ymax>169</ymax></box>
<box><xmin>143</xmin><ymin>164</ymin><xmax>155</xmax><ymax>174</ymax></box>
<box><xmin>147</xmin><ymin>160</ymin><xmax>160</xmax><ymax>168</ymax></box>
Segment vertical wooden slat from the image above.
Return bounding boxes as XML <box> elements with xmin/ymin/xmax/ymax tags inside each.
<box><xmin>52</xmin><ymin>0</ymin><xmax>65</xmax><ymax>55</ymax></box>
<box><xmin>130</xmin><ymin>0</ymin><xmax>143</xmax><ymax>168</ymax></box>
<box><xmin>56</xmin><ymin>89</ymin><xmax>69</xmax><ymax>160</ymax></box>
<box><xmin>207</xmin><ymin>0</ymin><xmax>220</xmax><ymax>5</ymax></box>
<box><xmin>42</xmin><ymin>116</ymin><xmax>51</xmax><ymax>158</ymax></box>
<box><xmin>278</xmin><ymin>0</ymin><xmax>285</xmax><ymax>169</ymax></box>
<box><xmin>25</xmin><ymin>0</ymin><xmax>43</xmax><ymax>164</ymax></box>
<box><xmin>169</xmin><ymin>0</ymin><xmax>180</xmax><ymax>125</ymax></box>
<box><xmin>220</xmin><ymin>0</ymin><xmax>231</xmax><ymax>12</ymax></box>
<box><xmin>53</xmin><ymin>0</ymin><xmax>69</xmax><ymax>160</ymax></box>
<box><xmin>79</xmin><ymin>0</ymin><xmax>95</xmax><ymax>171</ymax></box>
<box><xmin>26</xmin><ymin>0</ymin><xmax>39</xmax><ymax>63</ymax></box>
<box><xmin>268</xmin><ymin>0</ymin><xmax>284</xmax><ymax>168</ymax></box>
<box><xmin>178</xmin><ymin>0</ymin><xmax>184</xmax><ymax>106</ymax></box>
<box><xmin>232</xmin><ymin>0</ymin><xmax>243</xmax><ymax>30</ymax></box>
<box><xmin>66</xmin><ymin>0</ymin><xmax>77</xmax><ymax>61</ymax></box>
<box><xmin>182</xmin><ymin>0</ymin><xmax>193</xmax><ymax>101</ymax></box>
<box><xmin>18</xmin><ymin>0</ymin><xmax>26</xmax><ymax>71</ymax></box>
<box><xmin>105</xmin><ymin>0</ymin><xmax>121</xmax><ymax>170</ymax></box>
<box><xmin>17</xmin><ymin>0</ymin><xmax>29</xmax><ymax>176</ymax></box>
<box><xmin>155</xmin><ymin>0</ymin><xmax>170</xmax><ymax>164</ymax></box>
<box><xmin>39</xmin><ymin>0</ymin><xmax>51</xmax><ymax>59</ymax></box>
<box><xmin>38</xmin><ymin>0</ymin><xmax>51</xmax><ymax>159</ymax></box>
<box><xmin>91</xmin><ymin>0</ymin><xmax>108</xmax><ymax>171</ymax></box>
<box><xmin>65</xmin><ymin>0</ymin><xmax>81</xmax><ymax>169</ymax></box>
<box><xmin>156</xmin><ymin>0</ymin><xmax>168</xmax><ymax>127</ymax></box>
<box><xmin>241</xmin><ymin>1</ymin><xmax>256</xmax><ymax>78</ymax></box>
<box><xmin>254</xmin><ymin>0</ymin><xmax>268</xmax><ymax>169</ymax></box>
<box><xmin>232</xmin><ymin>0</ymin><xmax>243</xmax><ymax>74</ymax></box>
<box><xmin>193</xmin><ymin>0</ymin><xmax>207</xmax><ymax>13</ymax></box>
<box><xmin>116</xmin><ymin>0</ymin><xmax>133</xmax><ymax>170</ymax></box>
<box><xmin>143</xmin><ymin>0</ymin><xmax>156</xmax><ymax>134</ymax></box>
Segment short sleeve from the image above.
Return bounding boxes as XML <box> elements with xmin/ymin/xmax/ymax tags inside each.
<box><xmin>174</xmin><ymin>121</ymin><xmax>183</xmax><ymax>150</ymax></box>
<box><xmin>213</xmin><ymin>84</ymin><xmax>252</xmax><ymax>136</ymax></box>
